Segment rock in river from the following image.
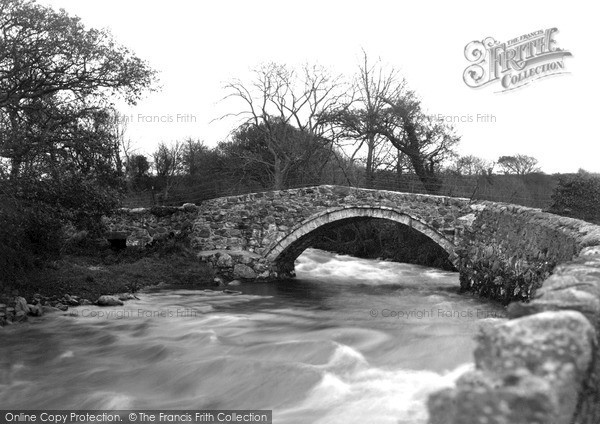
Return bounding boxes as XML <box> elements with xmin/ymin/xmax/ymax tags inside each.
<box><xmin>97</xmin><ymin>295</ymin><xmax>124</xmax><ymax>306</ymax></box>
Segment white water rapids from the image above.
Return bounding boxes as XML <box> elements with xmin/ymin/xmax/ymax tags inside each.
<box><xmin>0</xmin><ymin>249</ymin><xmax>506</xmax><ymax>423</ymax></box>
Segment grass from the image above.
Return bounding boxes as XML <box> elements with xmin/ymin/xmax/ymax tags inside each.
<box><xmin>1</xmin><ymin>243</ymin><xmax>215</xmax><ymax>304</ymax></box>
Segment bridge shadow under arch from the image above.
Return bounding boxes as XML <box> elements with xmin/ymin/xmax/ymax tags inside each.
<box><xmin>263</xmin><ymin>206</ymin><xmax>456</xmax><ymax>275</ymax></box>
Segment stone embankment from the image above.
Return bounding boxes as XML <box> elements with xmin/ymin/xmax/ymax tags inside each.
<box><xmin>429</xmin><ymin>203</ymin><xmax>600</xmax><ymax>424</ymax></box>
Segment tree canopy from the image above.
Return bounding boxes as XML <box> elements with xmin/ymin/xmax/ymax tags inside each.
<box><xmin>0</xmin><ymin>0</ymin><xmax>157</xmax><ymax>279</ymax></box>
<box><xmin>0</xmin><ymin>0</ymin><xmax>157</xmax><ymax>180</ymax></box>
<box><xmin>497</xmin><ymin>154</ymin><xmax>540</xmax><ymax>175</ymax></box>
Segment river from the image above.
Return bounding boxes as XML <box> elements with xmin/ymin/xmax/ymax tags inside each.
<box><xmin>0</xmin><ymin>249</ymin><xmax>506</xmax><ymax>423</ymax></box>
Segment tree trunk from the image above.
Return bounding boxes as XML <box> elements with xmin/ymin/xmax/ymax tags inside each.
<box><xmin>365</xmin><ymin>134</ymin><xmax>375</xmax><ymax>189</ymax></box>
<box><xmin>396</xmin><ymin>149</ymin><xmax>403</xmax><ymax>188</ymax></box>
<box><xmin>410</xmin><ymin>156</ymin><xmax>442</xmax><ymax>194</ymax></box>
<box><xmin>404</xmin><ymin>122</ymin><xmax>442</xmax><ymax>194</ymax></box>
<box><xmin>10</xmin><ymin>157</ymin><xmax>21</xmax><ymax>180</ymax></box>
<box><xmin>273</xmin><ymin>157</ymin><xmax>284</xmax><ymax>191</ymax></box>
<box><xmin>114</xmin><ymin>140</ymin><xmax>123</xmax><ymax>177</ymax></box>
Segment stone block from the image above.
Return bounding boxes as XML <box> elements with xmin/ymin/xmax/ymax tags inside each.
<box><xmin>475</xmin><ymin>311</ymin><xmax>595</xmax><ymax>422</ymax></box>
<box><xmin>428</xmin><ymin>369</ymin><xmax>558</xmax><ymax>424</ymax></box>
<box><xmin>216</xmin><ymin>253</ymin><xmax>233</xmax><ymax>268</ymax></box>
<box><xmin>233</xmin><ymin>264</ymin><xmax>257</xmax><ymax>279</ymax></box>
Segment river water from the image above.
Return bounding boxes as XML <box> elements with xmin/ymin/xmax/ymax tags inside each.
<box><xmin>0</xmin><ymin>249</ymin><xmax>506</xmax><ymax>423</ymax></box>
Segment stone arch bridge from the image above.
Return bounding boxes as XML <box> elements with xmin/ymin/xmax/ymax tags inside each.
<box><xmin>110</xmin><ymin>184</ymin><xmax>600</xmax><ymax>423</ymax></box>
<box><xmin>192</xmin><ymin>185</ymin><xmax>472</xmax><ymax>279</ymax></box>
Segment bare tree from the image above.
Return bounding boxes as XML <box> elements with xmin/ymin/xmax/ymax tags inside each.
<box><xmin>220</xmin><ymin>62</ymin><xmax>345</xmax><ymax>190</ymax></box>
<box><xmin>153</xmin><ymin>141</ymin><xmax>184</xmax><ymax>202</ymax></box>
<box><xmin>330</xmin><ymin>51</ymin><xmax>399</xmax><ymax>188</ymax></box>
<box><xmin>497</xmin><ymin>154</ymin><xmax>540</xmax><ymax>175</ymax></box>
<box><xmin>329</xmin><ymin>52</ymin><xmax>459</xmax><ymax>193</ymax></box>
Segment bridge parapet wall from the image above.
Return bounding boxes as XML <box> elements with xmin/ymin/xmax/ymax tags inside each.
<box><xmin>429</xmin><ymin>204</ymin><xmax>600</xmax><ymax>424</ymax></box>
<box><xmin>456</xmin><ymin>202</ymin><xmax>590</xmax><ymax>304</ymax></box>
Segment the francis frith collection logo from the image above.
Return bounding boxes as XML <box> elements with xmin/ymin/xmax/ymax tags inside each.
<box><xmin>463</xmin><ymin>28</ymin><xmax>572</xmax><ymax>92</ymax></box>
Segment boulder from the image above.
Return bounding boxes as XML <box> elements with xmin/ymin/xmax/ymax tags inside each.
<box><xmin>14</xmin><ymin>296</ymin><xmax>30</xmax><ymax>314</ymax></box>
<box><xmin>96</xmin><ymin>295</ymin><xmax>124</xmax><ymax>307</ymax></box>
<box><xmin>428</xmin><ymin>368</ymin><xmax>558</xmax><ymax>424</ymax></box>
<box><xmin>182</xmin><ymin>203</ymin><xmax>198</xmax><ymax>212</ymax></box>
<box><xmin>475</xmin><ymin>310</ymin><xmax>595</xmax><ymax>423</ymax></box>
<box><xmin>55</xmin><ymin>303</ymin><xmax>68</xmax><ymax>311</ymax></box>
<box><xmin>118</xmin><ymin>293</ymin><xmax>137</xmax><ymax>301</ymax></box>
<box><xmin>14</xmin><ymin>311</ymin><xmax>28</xmax><ymax>322</ymax></box>
<box><xmin>233</xmin><ymin>264</ymin><xmax>257</xmax><ymax>279</ymax></box>
<box><xmin>28</xmin><ymin>304</ymin><xmax>44</xmax><ymax>317</ymax></box>
<box><xmin>508</xmin><ymin>288</ymin><xmax>600</xmax><ymax>324</ymax></box>
<box><xmin>64</xmin><ymin>295</ymin><xmax>80</xmax><ymax>306</ymax></box>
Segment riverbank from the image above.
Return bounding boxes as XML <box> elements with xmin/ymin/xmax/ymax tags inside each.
<box><xmin>0</xmin><ymin>243</ymin><xmax>215</xmax><ymax>325</ymax></box>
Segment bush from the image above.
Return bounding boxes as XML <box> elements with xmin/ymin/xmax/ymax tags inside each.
<box><xmin>0</xmin><ymin>198</ymin><xmax>64</xmax><ymax>284</ymax></box>
<box><xmin>0</xmin><ymin>174</ymin><xmax>122</xmax><ymax>285</ymax></box>
<box><xmin>548</xmin><ymin>171</ymin><xmax>600</xmax><ymax>224</ymax></box>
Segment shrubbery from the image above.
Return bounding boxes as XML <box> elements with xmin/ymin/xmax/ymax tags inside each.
<box><xmin>549</xmin><ymin>171</ymin><xmax>600</xmax><ymax>224</ymax></box>
<box><xmin>0</xmin><ymin>175</ymin><xmax>122</xmax><ymax>285</ymax></box>
<box><xmin>0</xmin><ymin>196</ymin><xmax>63</xmax><ymax>283</ymax></box>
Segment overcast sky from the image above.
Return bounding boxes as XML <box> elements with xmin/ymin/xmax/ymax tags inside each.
<box><xmin>41</xmin><ymin>0</ymin><xmax>598</xmax><ymax>173</ymax></box>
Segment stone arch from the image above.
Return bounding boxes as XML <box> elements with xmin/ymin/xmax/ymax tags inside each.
<box><xmin>263</xmin><ymin>206</ymin><xmax>456</xmax><ymax>268</ymax></box>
